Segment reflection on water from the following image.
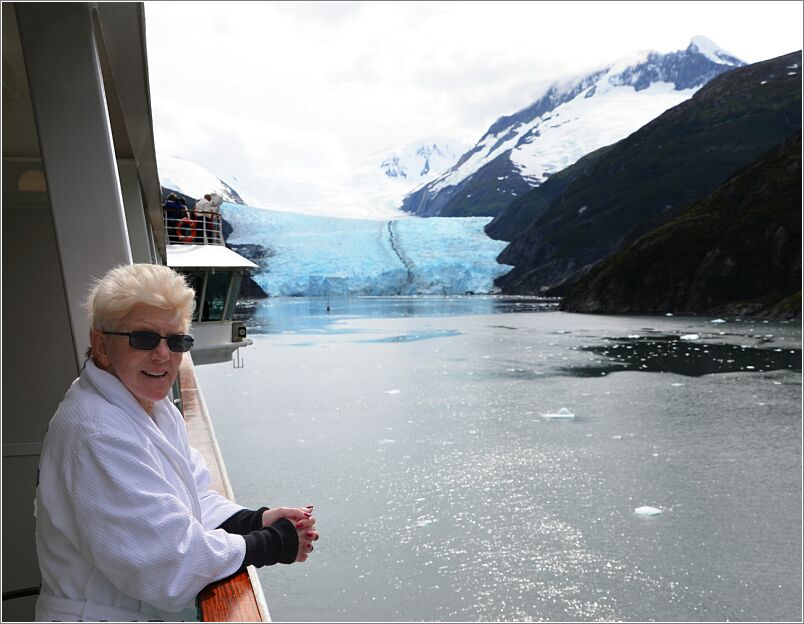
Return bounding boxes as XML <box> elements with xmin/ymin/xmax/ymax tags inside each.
<box><xmin>567</xmin><ymin>334</ymin><xmax>802</xmax><ymax>377</ymax></box>
<box><xmin>237</xmin><ymin>295</ymin><xmax>558</xmax><ymax>335</ymax></box>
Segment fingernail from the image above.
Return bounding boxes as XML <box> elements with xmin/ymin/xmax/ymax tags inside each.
<box><xmin>296</xmin><ymin>522</ymin><xmax>304</xmax><ymax>528</ymax></box>
<box><xmin>306</xmin><ymin>531</ymin><xmax>315</xmax><ymax>538</ymax></box>
<box><xmin>304</xmin><ymin>512</ymin><xmax>311</xmax><ymax>517</ymax></box>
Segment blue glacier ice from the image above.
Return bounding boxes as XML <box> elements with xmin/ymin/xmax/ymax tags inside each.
<box><xmin>222</xmin><ymin>203</ymin><xmax>513</xmax><ymax>296</ymax></box>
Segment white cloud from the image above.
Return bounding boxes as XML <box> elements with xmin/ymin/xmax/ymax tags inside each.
<box><xmin>144</xmin><ymin>0</ymin><xmax>803</xmax><ymax>212</ymax></box>
<box><xmin>152</xmin><ymin>96</ymin><xmax>351</xmax><ymax>207</ymax></box>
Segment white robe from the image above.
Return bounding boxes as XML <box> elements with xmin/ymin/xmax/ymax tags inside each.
<box><xmin>34</xmin><ymin>360</ymin><xmax>247</xmax><ymax>621</ymax></box>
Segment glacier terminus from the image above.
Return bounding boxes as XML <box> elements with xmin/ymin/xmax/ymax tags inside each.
<box><xmin>223</xmin><ymin>203</ymin><xmax>512</xmax><ymax>297</ymax></box>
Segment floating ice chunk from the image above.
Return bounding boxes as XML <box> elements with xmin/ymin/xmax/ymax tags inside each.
<box><xmin>680</xmin><ymin>334</ymin><xmax>700</xmax><ymax>340</ymax></box>
<box><xmin>542</xmin><ymin>407</ymin><xmax>575</xmax><ymax>419</ymax></box>
<box><xmin>416</xmin><ymin>517</ymin><xmax>436</xmax><ymax>527</ymax></box>
<box><xmin>634</xmin><ymin>506</ymin><xmax>662</xmax><ymax>516</ymax></box>
<box><xmin>671</xmin><ymin>382</ymin><xmax>685</xmax><ymax>387</ymax></box>
<box><xmin>710</xmin><ymin>319</ymin><xmax>726</xmax><ymax>324</ymax></box>
<box><xmin>666</xmin><ymin>313</ymin><xmax>674</xmax><ymax>317</ymax></box>
<box><xmin>378</xmin><ymin>438</ymin><xmax>396</xmax><ymax>445</ymax></box>
<box><xmin>627</xmin><ymin>334</ymin><xmax>641</xmax><ymax>339</ymax></box>
<box><xmin>384</xmin><ymin>389</ymin><xmax>401</xmax><ymax>395</ymax></box>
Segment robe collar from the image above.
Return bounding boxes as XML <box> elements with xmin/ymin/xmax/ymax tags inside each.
<box><xmin>83</xmin><ymin>360</ymin><xmax>203</xmax><ymax>520</ymax></box>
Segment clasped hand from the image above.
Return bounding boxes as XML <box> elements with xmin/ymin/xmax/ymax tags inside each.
<box><xmin>262</xmin><ymin>506</ymin><xmax>319</xmax><ymax>563</ymax></box>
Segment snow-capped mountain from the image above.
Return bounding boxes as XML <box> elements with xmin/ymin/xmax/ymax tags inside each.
<box><xmin>157</xmin><ymin>154</ymin><xmax>253</xmax><ymax>205</ymax></box>
<box><xmin>343</xmin><ymin>137</ymin><xmax>469</xmax><ymax>217</ymax></box>
<box><xmin>402</xmin><ymin>36</ymin><xmax>745</xmax><ymax>218</ymax></box>
<box><xmin>374</xmin><ymin>138</ymin><xmax>466</xmax><ymax>183</ymax></box>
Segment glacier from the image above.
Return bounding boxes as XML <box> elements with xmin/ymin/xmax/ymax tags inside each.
<box><xmin>222</xmin><ymin>203</ymin><xmax>512</xmax><ymax>296</ymax></box>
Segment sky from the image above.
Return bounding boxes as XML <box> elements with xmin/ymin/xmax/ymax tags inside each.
<box><xmin>144</xmin><ymin>1</ymin><xmax>803</xmax><ymax>213</ymax></box>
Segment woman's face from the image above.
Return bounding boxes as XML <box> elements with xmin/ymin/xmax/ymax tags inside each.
<box><xmin>91</xmin><ymin>303</ymin><xmax>187</xmax><ymax>413</ymax></box>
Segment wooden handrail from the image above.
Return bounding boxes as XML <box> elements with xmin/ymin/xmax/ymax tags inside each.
<box><xmin>178</xmin><ymin>355</ymin><xmax>268</xmax><ymax>622</ymax></box>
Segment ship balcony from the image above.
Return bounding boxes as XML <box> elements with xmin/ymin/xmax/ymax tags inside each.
<box><xmin>163</xmin><ymin>210</ymin><xmax>225</xmax><ymax>246</ymax></box>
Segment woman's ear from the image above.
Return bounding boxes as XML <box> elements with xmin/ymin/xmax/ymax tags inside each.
<box><xmin>89</xmin><ymin>329</ymin><xmax>111</xmax><ymax>368</ymax></box>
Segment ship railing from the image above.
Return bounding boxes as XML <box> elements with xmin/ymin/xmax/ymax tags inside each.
<box><xmin>178</xmin><ymin>355</ymin><xmax>269</xmax><ymax>621</ymax></box>
<box><xmin>163</xmin><ymin>210</ymin><xmax>224</xmax><ymax>246</ymax></box>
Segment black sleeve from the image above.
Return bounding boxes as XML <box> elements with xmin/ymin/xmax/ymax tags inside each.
<box><xmin>217</xmin><ymin>507</ymin><xmax>269</xmax><ymax>535</ymax></box>
<box><xmin>241</xmin><ymin>518</ymin><xmax>299</xmax><ymax>567</ymax></box>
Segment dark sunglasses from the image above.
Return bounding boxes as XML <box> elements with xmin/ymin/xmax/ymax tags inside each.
<box><xmin>103</xmin><ymin>330</ymin><xmax>194</xmax><ymax>353</ymax></box>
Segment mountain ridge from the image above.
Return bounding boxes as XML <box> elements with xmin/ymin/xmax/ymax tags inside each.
<box><xmin>401</xmin><ymin>37</ymin><xmax>744</xmax><ymax>219</ymax></box>
<box><xmin>493</xmin><ymin>50</ymin><xmax>802</xmax><ymax>296</ymax></box>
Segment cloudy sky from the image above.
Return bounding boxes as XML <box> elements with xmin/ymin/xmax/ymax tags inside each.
<box><xmin>144</xmin><ymin>1</ymin><xmax>802</xmax><ymax>213</ymax></box>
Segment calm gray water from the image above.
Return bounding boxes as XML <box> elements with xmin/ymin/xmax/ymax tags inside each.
<box><xmin>196</xmin><ymin>297</ymin><xmax>802</xmax><ymax>622</ymax></box>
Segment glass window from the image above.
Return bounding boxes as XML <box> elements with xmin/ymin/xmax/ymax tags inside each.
<box><xmin>202</xmin><ymin>271</ymin><xmax>230</xmax><ymax>321</ymax></box>
<box><xmin>224</xmin><ymin>272</ymin><xmax>243</xmax><ymax>320</ymax></box>
<box><xmin>181</xmin><ymin>271</ymin><xmax>206</xmax><ymax>322</ymax></box>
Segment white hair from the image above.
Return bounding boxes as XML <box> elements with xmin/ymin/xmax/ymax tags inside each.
<box><xmin>85</xmin><ymin>263</ymin><xmax>195</xmax><ymax>332</ymax></box>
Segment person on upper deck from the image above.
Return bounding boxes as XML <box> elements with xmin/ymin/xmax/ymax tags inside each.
<box><xmin>194</xmin><ymin>193</ymin><xmax>213</xmax><ymax>215</ymax></box>
<box><xmin>163</xmin><ymin>193</ymin><xmax>186</xmax><ymax>243</ymax></box>
<box><xmin>194</xmin><ymin>193</ymin><xmax>224</xmax><ymax>243</ymax></box>
<box><xmin>34</xmin><ymin>263</ymin><xmax>319</xmax><ymax>622</ymax></box>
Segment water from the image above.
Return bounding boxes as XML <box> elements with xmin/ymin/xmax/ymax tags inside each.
<box><xmin>197</xmin><ymin>297</ymin><xmax>802</xmax><ymax>622</ymax></box>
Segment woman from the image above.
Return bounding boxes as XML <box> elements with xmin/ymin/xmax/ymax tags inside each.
<box><xmin>34</xmin><ymin>263</ymin><xmax>319</xmax><ymax>621</ymax></box>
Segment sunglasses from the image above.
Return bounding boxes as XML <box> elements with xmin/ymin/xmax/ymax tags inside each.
<box><xmin>103</xmin><ymin>330</ymin><xmax>194</xmax><ymax>353</ymax></box>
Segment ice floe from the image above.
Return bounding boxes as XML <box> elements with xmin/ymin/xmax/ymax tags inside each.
<box><xmin>542</xmin><ymin>407</ymin><xmax>575</xmax><ymax>419</ymax></box>
<box><xmin>384</xmin><ymin>389</ymin><xmax>401</xmax><ymax>395</ymax></box>
<box><xmin>634</xmin><ymin>506</ymin><xmax>663</xmax><ymax>516</ymax></box>
<box><xmin>710</xmin><ymin>319</ymin><xmax>727</xmax><ymax>324</ymax></box>
<box><xmin>680</xmin><ymin>334</ymin><xmax>700</xmax><ymax>340</ymax></box>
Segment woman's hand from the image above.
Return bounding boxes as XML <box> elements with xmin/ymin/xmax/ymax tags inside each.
<box><xmin>262</xmin><ymin>505</ymin><xmax>319</xmax><ymax>563</ymax></box>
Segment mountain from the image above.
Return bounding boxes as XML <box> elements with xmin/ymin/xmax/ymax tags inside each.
<box><xmin>494</xmin><ymin>50</ymin><xmax>802</xmax><ymax>295</ymax></box>
<box><xmin>157</xmin><ymin>154</ymin><xmax>249</xmax><ymax>205</ymax></box>
<box><xmin>559</xmin><ymin>130</ymin><xmax>802</xmax><ymax>317</ymax></box>
<box><xmin>401</xmin><ymin>36</ymin><xmax>744</xmax><ymax>219</ymax></box>
<box><xmin>347</xmin><ymin>137</ymin><xmax>469</xmax><ymax>216</ymax></box>
<box><xmin>372</xmin><ymin>138</ymin><xmax>467</xmax><ymax>184</ymax></box>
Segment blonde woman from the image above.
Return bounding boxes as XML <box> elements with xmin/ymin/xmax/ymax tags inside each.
<box><xmin>34</xmin><ymin>264</ymin><xmax>318</xmax><ymax>621</ymax></box>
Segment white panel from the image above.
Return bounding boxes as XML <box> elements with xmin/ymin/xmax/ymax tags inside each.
<box><xmin>15</xmin><ymin>3</ymin><xmax>133</xmax><ymax>368</ymax></box>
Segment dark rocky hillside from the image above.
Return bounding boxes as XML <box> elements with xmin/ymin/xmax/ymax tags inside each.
<box><xmin>560</xmin><ymin>130</ymin><xmax>801</xmax><ymax>317</ymax></box>
<box><xmin>485</xmin><ymin>144</ymin><xmax>615</xmax><ymax>241</ymax></box>
<box><xmin>494</xmin><ymin>51</ymin><xmax>802</xmax><ymax>294</ymax></box>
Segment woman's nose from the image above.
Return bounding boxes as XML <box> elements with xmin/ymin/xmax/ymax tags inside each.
<box><xmin>151</xmin><ymin>339</ymin><xmax>171</xmax><ymax>360</ymax></box>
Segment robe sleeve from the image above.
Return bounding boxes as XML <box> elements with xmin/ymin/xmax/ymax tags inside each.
<box><xmin>67</xmin><ymin>431</ymin><xmax>247</xmax><ymax>613</ymax></box>
<box><xmin>187</xmin><ymin>446</ymin><xmax>246</xmax><ymax>530</ymax></box>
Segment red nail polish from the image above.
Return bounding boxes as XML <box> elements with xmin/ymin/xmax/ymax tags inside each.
<box><xmin>296</xmin><ymin>522</ymin><xmax>303</xmax><ymax>528</ymax></box>
<box><xmin>306</xmin><ymin>531</ymin><xmax>315</xmax><ymax>538</ymax></box>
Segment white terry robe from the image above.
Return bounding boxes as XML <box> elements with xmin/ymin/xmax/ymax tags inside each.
<box><xmin>34</xmin><ymin>360</ymin><xmax>247</xmax><ymax>622</ymax></box>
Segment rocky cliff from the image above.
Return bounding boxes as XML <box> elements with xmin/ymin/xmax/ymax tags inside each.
<box><xmin>494</xmin><ymin>51</ymin><xmax>802</xmax><ymax>295</ymax></box>
<box><xmin>560</xmin><ymin>130</ymin><xmax>801</xmax><ymax>317</ymax></box>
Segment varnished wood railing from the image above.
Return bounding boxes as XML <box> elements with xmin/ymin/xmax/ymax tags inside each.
<box><xmin>179</xmin><ymin>355</ymin><xmax>269</xmax><ymax>622</ymax></box>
